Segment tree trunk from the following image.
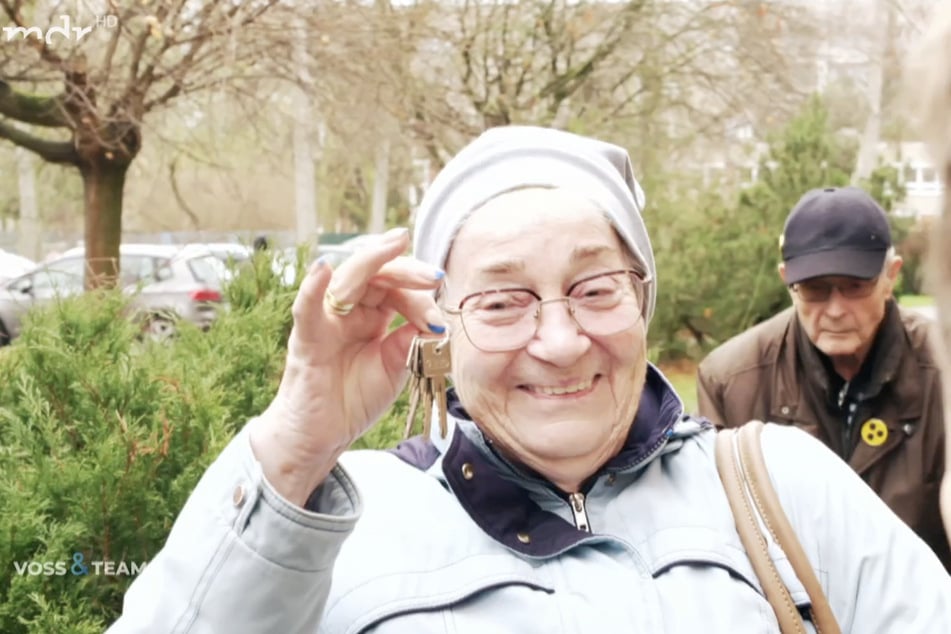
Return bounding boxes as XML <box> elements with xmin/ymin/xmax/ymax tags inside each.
<box><xmin>293</xmin><ymin>15</ymin><xmax>319</xmax><ymax>246</ymax></box>
<box><xmin>851</xmin><ymin>0</ymin><xmax>892</xmax><ymax>184</ymax></box>
<box><xmin>79</xmin><ymin>160</ymin><xmax>128</xmax><ymax>289</ymax></box>
<box><xmin>369</xmin><ymin>139</ymin><xmax>390</xmax><ymax>234</ymax></box>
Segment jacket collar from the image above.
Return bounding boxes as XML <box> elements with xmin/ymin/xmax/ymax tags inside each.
<box><xmin>391</xmin><ymin>364</ymin><xmax>699</xmax><ymax>558</ymax></box>
<box><xmin>769</xmin><ymin>300</ymin><xmax>925</xmax><ymax>444</ymax></box>
<box><xmin>791</xmin><ymin>299</ymin><xmax>909</xmax><ymax>402</ymax></box>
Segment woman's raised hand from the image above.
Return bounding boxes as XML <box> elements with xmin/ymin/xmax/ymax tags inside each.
<box><xmin>249</xmin><ymin>228</ymin><xmax>447</xmax><ymax>505</ymax></box>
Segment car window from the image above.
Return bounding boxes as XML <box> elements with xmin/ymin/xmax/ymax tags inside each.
<box><xmin>187</xmin><ymin>255</ymin><xmax>225</xmax><ymax>285</ymax></box>
<box><xmin>118</xmin><ymin>255</ymin><xmax>159</xmax><ymax>286</ymax></box>
<box><xmin>153</xmin><ymin>258</ymin><xmax>174</xmax><ymax>281</ymax></box>
<box><xmin>30</xmin><ymin>258</ymin><xmax>85</xmax><ymax>293</ymax></box>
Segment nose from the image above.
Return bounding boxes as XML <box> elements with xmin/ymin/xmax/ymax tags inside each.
<box><xmin>524</xmin><ymin>299</ymin><xmax>591</xmax><ymax>366</ymax></box>
<box><xmin>823</xmin><ymin>288</ymin><xmax>849</xmax><ymax>317</ymax></box>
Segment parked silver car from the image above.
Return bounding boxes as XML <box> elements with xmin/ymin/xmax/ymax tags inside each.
<box><xmin>0</xmin><ymin>244</ymin><xmax>226</xmax><ymax>345</ymax></box>
<box><xmin>0</xmin><ymin>249</ymin><xmax>37</xmax><ymax>285</ymax></box>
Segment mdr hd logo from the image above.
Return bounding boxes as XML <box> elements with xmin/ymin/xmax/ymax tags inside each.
<box><xmin>2</xmin><ymin>0</ymin><xmax>117</xmax><ymax>45</ymax></box>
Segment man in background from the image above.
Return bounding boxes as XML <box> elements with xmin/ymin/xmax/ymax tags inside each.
<box><xmin>697</xmin><ymin>186</ymin><xmax>949</xmax><ymax>570</ymax></box>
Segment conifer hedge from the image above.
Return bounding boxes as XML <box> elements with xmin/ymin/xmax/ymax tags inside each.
<box><xmin>0</xmin><ymin>253</ymin><xmax>403</xmax><ymax>632</ymax></box>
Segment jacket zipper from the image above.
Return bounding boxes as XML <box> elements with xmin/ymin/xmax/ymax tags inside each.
<box><xmin>559</xmin><ymin>427</ymin><xmax>675</xmax><ymax>531</ymax></box>
<box><xmin>518</xmin><ymin>425</ymin><xmax>677</xmax><ymax>533</ymax></box>
<box><xmin>564</xmin><ymin>426</ymin><xmax>678</xmax><ymax>531</ymax></box>
<box><xmin>838</xmin><ymin>382</ymin><xmax>850</xmax><ymax>458</ymax></box>
<box><xmin>568</xmin><ymin>492</ymin><xmax>591</xmax><ymax>532</ymax></box>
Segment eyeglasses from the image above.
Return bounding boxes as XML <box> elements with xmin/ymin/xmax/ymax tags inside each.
<box><xmin>790</xmin><ymin>277</ymin><xmax>880</xmax><ymax>303</ymax></box>
<box><xmin>442</xmin><ymin>269</ymin><xmax>651</xmax><ymax>352</ymax></box>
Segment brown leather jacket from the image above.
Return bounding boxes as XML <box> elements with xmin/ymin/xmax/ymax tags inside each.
<box><xmin>697</xmin><ymin>301</ymin><xmax>950</xmax><ymax>571</ymax></box>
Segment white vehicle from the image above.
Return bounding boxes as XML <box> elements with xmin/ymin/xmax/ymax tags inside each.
<box><xmin>0</xmin><ymin>249</ymin><xmax>37</xmax><ymax>284</ymax></box>
<box><xmin>0</xmin><ymin>244</ymin><xmax>226</xmax><ymax>345</ymax></box>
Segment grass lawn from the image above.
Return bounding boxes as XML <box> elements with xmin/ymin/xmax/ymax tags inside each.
<box><xmin>899</xmin><ymin>294</ymin><xmax>933</xmax><ymax>308</ymax></box>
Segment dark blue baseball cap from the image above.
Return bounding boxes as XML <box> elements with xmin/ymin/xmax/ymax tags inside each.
<box><xmin>780</xmin><ymin>186</ymin><xmax>891</xmax><ymax>285</ymax></box>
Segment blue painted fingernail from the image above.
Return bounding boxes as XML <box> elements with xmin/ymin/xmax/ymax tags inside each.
<box><xmin>428</xmin><ymin>323</ymin><xmax>446</xmax><ymax>334</ymax></box>
<box><xmin>434</xmin><ymin>269</ymin><xmax>445</xmax><ymax>280</ymax></box>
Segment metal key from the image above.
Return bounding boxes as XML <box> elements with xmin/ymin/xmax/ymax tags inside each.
<box><xmin>419</xmin><ymin>337</ymin><xmax>452</xmax><ymax>438</ymax></box>
<box><xmin>403</xmin><ymin>337</ymin><xmax>423</xmax><ymax>438</ymax></box>
<box><xmin>431</xmin><ymin>373</ymin><xmax>449</xmax><ymax>438</ymax></box>
<box><xmin>420</xmin><ymin>372</ymin><xmax>434</xmax><ymax>438</ymax></box>
<box><xmin>403</xmin><ymin>377</ymin><xmax>422</xmax><ymax>438</ymax></box>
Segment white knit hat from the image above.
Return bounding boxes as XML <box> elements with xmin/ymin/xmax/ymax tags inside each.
<box><xmin>411</xmin><ymin>126</ymin><xmax>656</xmax><ymax>322</ymax></box>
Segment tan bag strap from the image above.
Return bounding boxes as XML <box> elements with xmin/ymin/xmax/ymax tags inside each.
<box><xmin>716</xmin><ymin>422</ymin><xmax>842</xmax><ymax>634</ymax></box>
<box><xmin>735</xmin><ymin>421</ymin><xmax>840</xmax><ymax>634</ymax></box>
<box><xmin>715</xmin><ymin>425</ymin><xmax>807</xmax><ymax>634</ymax></box>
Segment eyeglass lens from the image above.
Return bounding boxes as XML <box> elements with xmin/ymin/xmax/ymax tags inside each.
<box><xmin>458</xmin><ymin>271</ymin><xmax>646</xmax><ymax>352</ymax></box>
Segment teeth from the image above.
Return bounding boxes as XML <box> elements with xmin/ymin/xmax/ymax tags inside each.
<box><xmin>530</xmin><ymin>379</ymin><xmax>594</xmax><ymax>396</ymax></box>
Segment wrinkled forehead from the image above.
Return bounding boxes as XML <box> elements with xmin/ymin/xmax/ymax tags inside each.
<box><xmin>446</xmin><ymin>187</ymin><xmax>639</xmax><ymax>271</ymax></box>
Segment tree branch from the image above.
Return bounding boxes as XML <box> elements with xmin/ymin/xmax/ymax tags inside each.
<box><xmin>125</xmin><ymin>4</ymin><xmax>180</xmax><ymax>114</ymax></box>
<box><xmin>0</xmin><ymin>119</ymin><xmax>78</xmax><ymax>164</ymax></box>
<box><xmin>0</xmin><ymin>79</ymin><xmax>69</xmax><ymax>127</ymax></box>
<box><xmin>97</xmin><ymin>1</ymin><xmax>144</xmax><ymax>88</ymax></box>
<box><xmin>169</xmin><ymin>158</ymin><xmax>201</xmax><ymax>229</ymax></box>
<box><xmin>131</xmin><ymin>0</ymin><xmax>279</xmax><ymax>115</ymax></box>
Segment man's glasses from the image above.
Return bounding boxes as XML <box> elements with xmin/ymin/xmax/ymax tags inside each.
<box><xmin>790</xmin><ymin>277</ymin><xmax>880</xmax><ymax>303</ymax></box>
<box><xmin>441</xmin><ymin>269</ymin><xmax>651</xmax><ymax>352</ymax></box>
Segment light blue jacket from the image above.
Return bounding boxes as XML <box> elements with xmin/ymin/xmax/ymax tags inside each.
<box><xmin>108</xmin><ymin>367</ymin><xmax>951</xmax><ymax>633</ymax></box>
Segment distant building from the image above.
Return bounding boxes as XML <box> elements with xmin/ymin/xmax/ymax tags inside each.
<box><xmin>882</xmin><ymin>142</ymin><xmax>943</xmax><ymax>218</ymax></box>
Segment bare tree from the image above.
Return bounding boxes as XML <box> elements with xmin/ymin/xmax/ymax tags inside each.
<box><xmin>282</xmin><ymin>0</ymin><xmax>433</xmax><ymax>231</ymax></box>
<box><xmin>360</xmin><ymin>0</ymin><xmax>824</xmax><ymax>173</ymax></box>
<box><xmin>279</xmin><ymin>0</ymin><xmax>828</xmax><ymax>232</ymax></box>
<box><xmin>0</xmin><ymin>0</ymin><xmax>291</xmax><ymax>286</ymax></box>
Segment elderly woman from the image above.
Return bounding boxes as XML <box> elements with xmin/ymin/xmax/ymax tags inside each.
<box><xmin>109</xmin><ymin>127</ymin><xmax>950</xmax><ymax>633</ymax></box>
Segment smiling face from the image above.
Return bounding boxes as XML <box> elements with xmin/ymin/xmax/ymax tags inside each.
<box><xmin>442</xmin><ymin>187</ymin><xmax>648</xmax><ymax>492</ymax></box>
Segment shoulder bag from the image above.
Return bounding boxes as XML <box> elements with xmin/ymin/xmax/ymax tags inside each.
<box><xmin>715</xmin><ymin>420</ymin><xmax>841</xmax><ymax>634</ymax></box>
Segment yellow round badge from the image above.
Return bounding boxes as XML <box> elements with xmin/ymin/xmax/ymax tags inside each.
<box><xmin>860</xmin><ymin>418</ymin><xmax>889</xmax><ymax>447</ymax></box>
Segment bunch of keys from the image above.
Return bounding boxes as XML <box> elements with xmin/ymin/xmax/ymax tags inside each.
<box><xmin>403</xmin><ymin>332</ymin><xmax>452</xmax><ymax>439</ymax></box>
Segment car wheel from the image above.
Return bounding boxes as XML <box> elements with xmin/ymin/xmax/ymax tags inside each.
<box><xmin>144</xmin><ymin>315</ymin><xmax>177</xmax><ymax>343</ymax></box>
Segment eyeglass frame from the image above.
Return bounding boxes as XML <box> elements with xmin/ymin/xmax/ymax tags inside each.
<box><xmin>789</xmin><ymin>275</ymin><xmax>882</xmax><ymax>303</ymax></box>
<box><xmin>439</xmin><ymin>268</ymin><xmax>652</xmax><ymax>351</ymax></box>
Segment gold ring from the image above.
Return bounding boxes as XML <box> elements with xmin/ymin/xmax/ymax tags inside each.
<box><xmin>324</xmin><ymin>288</ymin><xmax>355</xmax><ymax>316</ymax></box>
